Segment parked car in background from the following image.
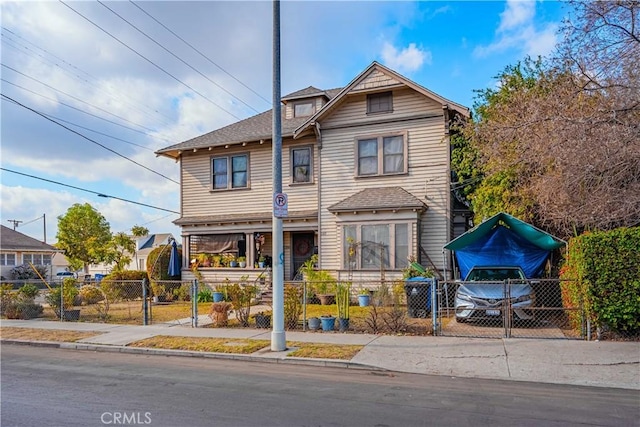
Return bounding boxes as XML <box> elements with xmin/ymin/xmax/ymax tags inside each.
<box><xmin>455</xmin><ymin>266</ymin><xmax>535</xmax><ymax>323</ymax></box>
<box><xmin>55</xmin><ymin>271</ymin><xmax>76</xmax><ymax>282</ymax></box>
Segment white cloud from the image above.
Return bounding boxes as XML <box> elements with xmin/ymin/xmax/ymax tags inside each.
<box><xmin>473</xmin><ymin>0</ymin><xmax>558</xmax><ymax>59</ymax></box>
<box><xmin>380</xmin><ymin>42</ymin><xmax>431</xmax><ymax>73</ymax></box>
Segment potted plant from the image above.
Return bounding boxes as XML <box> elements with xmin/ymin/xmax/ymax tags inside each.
<box><xmin>320</xmin><ymin>314</ymin><xmax>336</xmax><ymax>331</ymax></box>
<box><xmin>258</xmin><ymin>255</ymin><xmax>266</xmax><ymax>269</ymax></box>
<box><xmin>211</xmin><ymin>254</ymin><xmax>223</xmax><ymax>268</ymax></box>
<box><xmin>229</xmin><ymin>255</ymin><xmax>238</xmax><ymax>268</ymax></box>
<box><xmin>237</xmin><ymin>256</ymin><xmax>247</xmax><ymax>268</ymax></box>
<box><xmin>196</xmin><ymin>252</ymin><xmax>211</xmax><ymax>267</ymax></box>
<box><xmin>336</xmin><ymin>282</ymin><xmax>350</xmax><ymax>331</ymax></box>
<box><xmin>307</xmin><ymin>316</ymin><xmax>321</xmax><ymax>331</ymax></box>
<box><xmin>358</xmin><ymin>288</ymin><xmax>371</xmax><ymax>307</ymax></box>
<box><xmin>254</xmin><ymin>311</ymin><xmax>271</xmax><ymax>328</ymax></box>
<box><xmin>301</xmin><ymin>255</ymin><xmax>336</xmax><ymax>305</ymax></box>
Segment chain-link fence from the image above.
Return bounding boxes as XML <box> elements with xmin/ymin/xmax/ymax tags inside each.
<box><xmin>436</xmin><ymin>279</ymin><xmax>588</xmax><ymax>339</ymax></box>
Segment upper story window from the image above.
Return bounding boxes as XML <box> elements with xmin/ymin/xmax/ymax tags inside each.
<box><xmin>367</xmin><ymin>91</ymin><xmax>393</xmax><ymax>114</ymax></box>
<box><xmin>294</xmin><ymin>101</ymin><xmax>314</xmax><ymax>117</ymax></box>
<box><xmin>291</xmin><ymin>146</ymin><xmax>312</xmax><ymax>183</ymax></box>
<box><xmin>22</xmin><ymin>253</ymin><xmax>51</xmax><ymax>265</ymax></box>
<box><xmin>212</xmin><ymin>154</ymin><xmax>248</xmax><ymax>190</ymax></box>
<box><xmin>356</xmin><ymin>133</ymin><xmax>406</xmax><ymax>177</ymax></box>
<box><xmin>1</xmin><ymin>253</ymin><xmax>16</xmax><ymax>266</ymax></box>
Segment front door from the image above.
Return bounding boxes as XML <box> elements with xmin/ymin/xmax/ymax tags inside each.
<box><xmin>291</xmin><ymin>232</ymin><xmax>315</xmax><ymax>279</ymax></box>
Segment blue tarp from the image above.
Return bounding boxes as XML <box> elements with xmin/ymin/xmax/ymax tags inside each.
<box><xmin>454</xmin><ymin>226</ymin><xmax>551</xmax><ymax>279</ymax></box>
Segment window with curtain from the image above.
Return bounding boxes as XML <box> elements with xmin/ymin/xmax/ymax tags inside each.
<box><xmin>356</xmin><ymin>133</ymin><xmax>406</xmax><ymax>176</ymax></box>
<box><xmin>212</xmin><ymin>154</ymin><xmax>248</xmax><ymax>190</ymax></box>
<box><xmin>292</xmin><ymin>147</ymin><xmax>312</xmax><ymax>183</ymax></box>
<box><xmin>342</xmin><ymin>223</ymin><xmax>410</xmax><ymax>269</ymax></box>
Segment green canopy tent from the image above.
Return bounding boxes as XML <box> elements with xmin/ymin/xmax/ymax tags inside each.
<box><xmin>443</xmin><ymin>212</ymin><xmax>566</xmax><ymax>279</ymax></box>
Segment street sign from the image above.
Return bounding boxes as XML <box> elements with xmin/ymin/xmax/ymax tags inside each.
<box><xmin>273</xmin><ymin>192</ymin><xmax>288</xmax><ymax>217</ymax></box>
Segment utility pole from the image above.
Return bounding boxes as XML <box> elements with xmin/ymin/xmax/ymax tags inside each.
<box><xmin>7</xmin><ymin>219</ymin><xmax>22</xmax><ymax>230</ymax></box>
<box><xmin>270</xmin><ymin>0</ymin><xmax>286</xmax><ymax>352</ymax></box>
<box><xmin>42</xmin><ymin>214</ymin><xmax>47</xmax><ymax>243</ymax></box>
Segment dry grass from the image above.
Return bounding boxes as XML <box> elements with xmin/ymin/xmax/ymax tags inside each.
<box><xmin>128</xmin><ymin>336</ymin><xmax>270</xmax><ymax>354</ymax></box>
<box><xmin>286</xmin><ymin>342</ymin><xmax>363</xmax><ymax>359</ymax></box>
<box><xmin>0</xmin><ymin>327</ymin><xmax>97</xmax><ymax>342</ymax></box>
<box><xmin>127</xmin><ymin>335</ymin><xmax>363</xmax><ymax>360</ymax></box>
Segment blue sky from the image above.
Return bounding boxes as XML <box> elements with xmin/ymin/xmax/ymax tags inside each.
<box><xmin>1</xmin><ymin>0</ymin><xmax>568</xmax><ymax>244</ymax></box>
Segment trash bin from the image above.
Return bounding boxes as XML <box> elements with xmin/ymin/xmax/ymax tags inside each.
<box><xmin>404</xmin><ymin>277</ymin><xmax>434</xmax><ymax>318</ymax></box>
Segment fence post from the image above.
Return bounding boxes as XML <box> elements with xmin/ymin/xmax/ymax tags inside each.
<box><xmin>431</xmin><ymin>279</ymin><xmax>438</xmax><ymax>336</ymax></box>
<box><xmin>60</xmin><ymin>281</ymin><xmax>64</xmax><ymax>322</ymax></box>
<box><xmin>142</xmin><ymin>278</ymin><xmax>148</xmax><ymax>326</ymax></box>
<box><xmin>302</xmin><ymin>281</ymin><xmax>307</xmax><ymax>332</ymax></box>
<box><xmin>191</xmin><ymin>279</ymin><xmax>198</xmax><ymax>328</ymax></box>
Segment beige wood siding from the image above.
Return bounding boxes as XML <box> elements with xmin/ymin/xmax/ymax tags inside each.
<box><xmin>321</xmin><ymin>88</ymin><xmax>443</xmax><ymax>130</ymax></box>
<box><xmin>180</xmin><ymin>137</ymin><xmax>318</xmax><ymax>217</ymax></box>
<box><xmin>318</xmin><ymin>89</ymin><xmax>449</xmax><ymax>274</ymax></box>
<box><xmin>353</xmin><ymin>69</ymin><xmax>401</xmax><ymax>91</ymax></box>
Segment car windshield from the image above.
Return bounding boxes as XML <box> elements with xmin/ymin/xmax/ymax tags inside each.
<box><xmin>466</xmin><ymin>268</ymin><xmax>525</xmax><ymax>281</ymax></box>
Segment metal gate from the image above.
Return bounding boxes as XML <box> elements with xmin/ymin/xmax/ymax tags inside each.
<box><xmin>436</xmin><ymin>279</ymin><xmax>586</xmax><ymax>339</ymax></box>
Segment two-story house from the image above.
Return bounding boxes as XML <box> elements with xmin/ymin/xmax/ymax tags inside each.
<box><xmin>156</xmin><ymin>62</ymin><xmax>470</xmax><ymax>282</ymax></box>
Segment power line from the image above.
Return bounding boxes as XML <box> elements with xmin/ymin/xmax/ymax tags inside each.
<box><xmin>98</xmin><ymin>0</ymin><xmax>261</xmax><ymax>114</ymax></box>
<box><xmin>130</xmin><ymin>1</ymin><xmax>271</xmax><ymax>107</ymax></box>
<box><xmin>59</xmin><ymin>0</ymin><xmax>243</xmax><ymax>121</ymax></box>
<box><xmin>2</xmin><ymin>64</ymin><xmax>160</xmax><ymax>134</ymax></box>
<box><xmin>2</xmin><ymin>96</ymin><xmax>152</xmax><ymax>151</ymax></box>
<box><xmin>1</xmin><ymin>78</ymin><xmax>175</xmax><ymax>144</ymax></box>
<box><xmin>1</xmin><ymin>94</ymin><xmax>179</xmax><ymax>185</ymax></box>
<box><xmin>1</xmin><ymin>167</ymin><xmax>180</xmax><ymax>215</ymax></box>
<box><xmin>1</xmin><ymin>27</ymin><xmax>179</xmax><ymax>130</ymax></box>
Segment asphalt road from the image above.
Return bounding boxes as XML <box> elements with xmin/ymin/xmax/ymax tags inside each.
<box><xmin>1</xmin><ymin>345</ymin><xmax>638</xmax><ymax>427</ymax></box>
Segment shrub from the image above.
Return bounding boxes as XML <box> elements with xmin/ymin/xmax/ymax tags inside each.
<box><xmin>45</xmin><ymin>278</ymin><xmax>79</xmax><ymax>317</ymax></box>
<box><xmin>226</xmin><ymin>276</ymin><xmax>256</xmax><ymax>327</ymax></box>
<box><xmin>147</xmin><ymin>245</ymin><xmax>181</xmax><ymax>280</ymax></box>
<box><xmin>101</xmin><ymin>270</ymin><xmax>148</xmax><ymax>301</ymax></box>
<box><xmin>197</xmin><ymin>288</ymin><xmax>213</xmax><ymax>303</ymax></box>
<box><xmin>10</xmin><ymin>263</ymin><xmax>47</xmax><ymax>280</ymax></box>
<box><xmin>560</xmin><ymin>227</ymin><xmax>640</xmax><ymax>337</ymax></box>
<box><xmin>79</xmin><ymin>285</ymin><xmax>105</xmax><ymax>304</ymax></box>
<box><xmin>0</xmin><ymin>284</ymin><xmax>16</xmax><ymax>316</ymax></box>
<box><xmin>284</xmin><ymin>284</ymin><xmax>302</xmax><ymax>330</ymax></box>
<box><xmin>18</xmin><ymin>283</ymin><xmax>40</xmax><ymax>301</ymax></box>
<box><xmin>4</xmin><ymin>302</ymin><xmax>44</xmax><ymax>319</ymax></box>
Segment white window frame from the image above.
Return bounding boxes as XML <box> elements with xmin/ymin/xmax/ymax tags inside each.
<box><xmin>22</xmin><ymin>253</ymin><xmax>52</xmax><ymax>265</ymax></box>
<box><xmin>290</xmin><ymin>146</ymin><xmax>313</xmax><ymax>184</ymax></box>
<box><xmin>342</xmin><ymin>222</ymin><xmax>410</xmax><ymax>270</ymax></box>
<box><xmin>1</xmin><ymin>253</ymin><xmax>16</xmax><ymax>266</ymax></box>
<box><xmin>354</xmin><ymin>132</ymin><xmax>407</xmax><ymax>177</ymax></box>
<box><xmin>211</xmin><ymin>154</ymin><xmax>249</xmax><ymax>190</ymax></box>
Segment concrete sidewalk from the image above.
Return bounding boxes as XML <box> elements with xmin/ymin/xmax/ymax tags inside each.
<box><xmin>1</xmin><ymin>319</ymin><xmax>638</xmax><ymax>390</ymax></box>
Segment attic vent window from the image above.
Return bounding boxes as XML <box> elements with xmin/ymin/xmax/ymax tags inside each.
<box><xmin>367</xmin><ymin>91</ymin><xmax>393</xmax><ymax>114</ymax></box>
<box><xmin>294</xmin><ymin>102</ymin><xmax>314</xmax><ymax>117</ymax></box>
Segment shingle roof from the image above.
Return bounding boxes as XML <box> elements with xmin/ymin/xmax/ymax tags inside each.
<box><xmin>0</xmin><ymin>225</ymin><xmax>60</xmax><ymax>252</ymax></box>
<box><xmin>156</xmin><ymin>87</ymin><xmax>344</xmax><ymax>157</ymax></box>
<box><xmin>328</xmin><ymin>187</ymin><xmax>427</xmax><ymax>213</ymax></box>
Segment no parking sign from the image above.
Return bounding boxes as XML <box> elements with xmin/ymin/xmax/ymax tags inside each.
<box><xmin>273</xmin><ymin>192</ymin><xmax>288</xmax><ymax>217</ymax></box>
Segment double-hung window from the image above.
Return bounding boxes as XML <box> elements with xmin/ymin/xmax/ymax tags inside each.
<box><xmin>291</xmin><ymin>146</ymin><xmax>312</xmax><ymax>183</ymax></box>
<box><xmin>212</xmin><ymin>154</ymin><xmax>248</xmax><ymax>190</ymax></box>
<box><xmin>367</xmin><ymin>91</ymin><xmax>392</xmax><ymax>114</ymax></box>
<box><xmin>356</xmin><ymin>133</ymin><xmax>406</xmax><ymax>176</ymax></box>
<box><xmin>1</xmin><ymin>253</ymin><xmax>16</xmax><ymax>266</ymax></box>
<box><xmin>22</xmin><ymin>253</ymin><xmax>51</xmax><ymax>265</ymax></box>
<box><xmin>342</xmin><ymin>223</ymin><xmax>409</xmax><ymax>270</ymax></box>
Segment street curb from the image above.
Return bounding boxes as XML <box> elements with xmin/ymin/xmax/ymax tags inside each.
<box><xmin>1</xmin><ymin>339</ymin><xmax>387</xmax><ymax>372</ymax></box>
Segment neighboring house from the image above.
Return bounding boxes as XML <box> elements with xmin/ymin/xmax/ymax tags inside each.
<box><xmin>0</xmin><ymin>225</ymin><xmax>61</xmax><ymax>280</ymax></box>
<box><xmin>155</xmin><ymin>61</ymin><xmax>470</xmax><ymax>282</ymax></box>
<box><xmin>86</xmin><ymin>233</ymin><xmax>174</xmax><ymax>276</ymax></box>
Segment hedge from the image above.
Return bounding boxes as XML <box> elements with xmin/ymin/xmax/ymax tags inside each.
<box><xmin>560</xmin><ymin>227</ymin><xmax>640</xmax><ymax>336</ymax></box>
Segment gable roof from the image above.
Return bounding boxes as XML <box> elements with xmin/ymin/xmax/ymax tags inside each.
<box><xmin>156</xmin><ymin>88</ymin><xmax>343</xmax><ymax>159</ymax></box>
<box><xmin>294</xmin><ymin>61</ymin><xmax>470</xmax><ymax>138</ymax></box>
<box><xmin>138</xmin><ymin>233</ymin><xmax>173</xmax><ymax>250</ymax></box>
<box><xmin>328</xmin><ymin>187</ymin><xmax>427</xmax><ymax>213</ymax></box>
<box><xmin>0</xmin><ymin>225</ymin><xmax>60</xmax><ymax>252</ymax></box>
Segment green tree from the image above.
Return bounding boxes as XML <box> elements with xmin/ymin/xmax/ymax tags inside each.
<box><xmin>130</xmin><ymin>225</ymin><xmax>149</xmax><ymax>268</ymax></box>
<box><xmin>103</xmin><ymin>232</ymin><xmax>136</xmax><ymax>272</ymax></box>
<box><xmin>56</xmin><ymin>203</ymin><xmax>112</xmax><ymax>273</ymax></box>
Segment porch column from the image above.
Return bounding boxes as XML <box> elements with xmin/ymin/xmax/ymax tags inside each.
<box><xmin>247</xmin><ymin>233</ymin><xmax>255</xmax><ymax>268</ymax></box>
